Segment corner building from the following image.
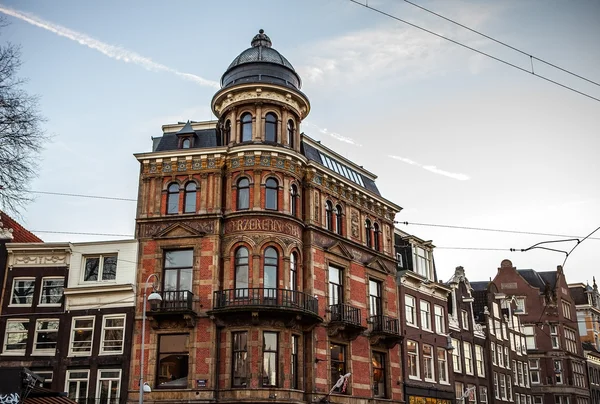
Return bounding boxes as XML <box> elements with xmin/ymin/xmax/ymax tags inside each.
<box><xmin>129</xmin><ymin>30</ymin><xmax>403</xmax><ymax>404</ymax></box>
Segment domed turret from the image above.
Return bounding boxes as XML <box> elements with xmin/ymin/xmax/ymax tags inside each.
<box><xmin>220</xmin><ymin>29</ymin><xmax>302</xmax><ymax>90</ymax></box>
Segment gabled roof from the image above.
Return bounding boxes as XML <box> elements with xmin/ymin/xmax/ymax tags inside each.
<box><xmin>539</xmin><ymin>271</ymin><xmax>557</xmax><ymax>289</ymax></box>
<box><xmin>517</xmin><ymin>269</ymin><xmax>546</xmax><ymax>290</ymax></box>
<box><xmin>0</xmin><ymin>211</ymin><xmax>42</xmax><ymax>242</ymax></box>
<box><xmin>471</xmin><ymin>281</ymin><xmax>489</xmax><ymax>291</ymax></box>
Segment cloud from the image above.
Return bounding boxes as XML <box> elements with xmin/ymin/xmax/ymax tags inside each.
<box><xmin>303</xmin><ymin>122</ymin><xmax>363</xmax><ymax>147</ymax></box>
<box><xmin>0</xmin><ymin>5</ymin><xmax>220</xmax><ymax>89</ymax></box>
<box><xmin>388</xmin><ymin>155</ymin><xmax>470</xmax><ymax>181</ymax></box>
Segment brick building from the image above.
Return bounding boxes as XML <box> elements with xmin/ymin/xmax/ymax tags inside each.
<box><xmin>394</xmin><ymin>229</ymin><xmax>454</xmax><ymax>404</ymax></box>
<box><xmin>491</xmin><ymin>259</ymin><xmax>589</xmax><ymax>404</ymax></box>
<box><xmin>129</xmin><ymin>30</ymin><xmax>403</xmax><ymax>404</ymax></box>
<box><xmin>569</xmin><ymin>281</ymin><xmax>600</xmax><ymax>350</ymax></box>
<box><xmin>582</xmin><ymin>342</ymin><xmax>600</xmax><ymax>404</ymax></box>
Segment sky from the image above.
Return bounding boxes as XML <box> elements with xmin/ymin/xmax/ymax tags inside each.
<box><xmin>1</xmin><ymin>0</ymin><xmax>598</xmax><ymax>285</ymax></box>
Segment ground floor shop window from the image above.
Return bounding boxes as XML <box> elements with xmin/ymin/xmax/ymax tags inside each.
<box><xmin>157</xmin><ymin>334</ymin><xmax>189</xmax><ymax>388</ymax></box>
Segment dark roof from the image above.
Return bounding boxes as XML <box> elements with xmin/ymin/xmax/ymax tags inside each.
<box><xmin>539</xmin><ymin>271</ymin><xmax>557</xmax><ymax>289</ymax></box>
<box><xmin>583</xmin><ymin>341</ymin><xmax>600</xmax><ymax>355</ymax></box>
<box><xmin>301</xmin><ymin>140</ymin><xmax>380</xmax><ymax>195</ymax></box>
<box><xmin>154</xmin><ymin>129</ymin><xmax>220</xmax><ymax>152</ymax></box>
<box><xmin>471</xmin><ymin>281</ymin><xmax>489</xmax><ymax>291</ymax></box>
<box><xmin>0</xmin><ymin>211</ymin><xmax>42</xmax><ymax>242</ymax></box>
<box><xmin>176</xmin><ymin>121</ymin><xmax>196</xmax><ymax>135</ymax></box>
<box><xmin>517</xmin><ymin>269</ymin><xmax>545</xmax><ymax>290</ymax></box>
<box><xmin>569</xmin><ymin>285</ymin><xmax>588</xmax><ymax>305</ymax></box>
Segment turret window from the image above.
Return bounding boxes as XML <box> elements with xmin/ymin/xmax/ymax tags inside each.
<box><xmin>265</xmin><ymin>178</ymin><xmax>278</xmax><ymax>210</ymax></box>
<box><xmin>184</xmin><ymin>182</ymin><xmax>197</xmax><ymax>213</ymax></box>
<box><xmin>373</xmin><ymin>223</ymin><xmax>380</xmax><ymax>251</ymax></box>
<box><xmin>265</xmin><ymin>113</ymin><xmax>277</xmax><ymax>142</ymax></box>
<box><xmin>224</xmin><ymin>119</ymin><xmax>231</xmax><ymax>145</ymax></box>
<box><xmin>335</xmin><ymin>205</ymin><xmax>343</xmax><ymax>235</ymax></box>
<box><xmin>241</xmin><ymin>113</ymin><xmax>252</xmax><ymax>142</ymax></box>
<box><xmin>181</xmin><ymin>138</ymin><xmax>191</xmax><ymax>149</ymax></box>
<box><xmin>167</xmin><ymin>183</ymin><xmax>179</xmax><ymax>214</ymax></box>
<box><xmin>264</xmin><ymin>247</ymin><xmax>278</xmax><ymax>299</ymax></box>
<box><xmin>290</xmin><ymin>184</ymin><xmax>298</xmax><ymax>217</ymax></box>
<box><xmin>365</xmin><ymin>219</ymin><xmax>372</xmax><ymax>248</ymax></box>
<box><xmin>325</xmin><ymin>201</ymin><xmax>333</xmax><ymax>231</ymax></box>
<box><xmin>287</xmin><ymin>120</ymin><xmax>295</xmax><ymax>148</ymax></box>
<box><xmin>237</xmin><ymin>178</ymin><xmax>250</xmax><ymax>210</ymax></box>
<box><xmin>234</xmin><ymin>247</ymin><xmax>249</xmax><ymax>298</ymax></box>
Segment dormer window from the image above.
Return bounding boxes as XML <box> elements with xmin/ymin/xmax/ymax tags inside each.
<box><xmin>414</xmin><ymin>246</ymin><xmax>433</xmax><ymax>280</ymax></box>
<box><xmin>182</xmin><ymin>138</ymin><xmax>191</xmax><ymax>149</ymax></box>
<box><xmin>265</xmin><ymin>113</ymin><xmax>277</xmax><ymax>142</ymax></box>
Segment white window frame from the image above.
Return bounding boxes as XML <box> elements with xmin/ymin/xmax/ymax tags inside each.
<box><xmin>494</xmin><ymin>372</ymin><xmax>499</xmax><ymax>399</ymax></box>
<box><xmin>32</xmin><ymin>318</ymin><xmax>60</xmax><ymax>355</ymax></box>
<box><xmin>82</xmin><ymin>254</ymin><xmax>118</xmax><ymax>282</ymax></box>
<box><xmin>434</xmin><ymin>305</ymin><xmax>445</xmax><ymax>334</ymax></box>
<box><xmin>437</xmin><ymin>347</ymin><xmax>449</xmax><ymax>384</ymax></box>
<box><xmin>405</xmin><ymin>295</ymin><xmax>417</xmax><ymax>327</ymax></box>
<box><xmin>491</xmin><ymin>343</ymin><xmax>497</xmax><ymax>365</ymax></box>
<box><xmin>475</xmin><ymin>345</ymin><xmax>485</xmax><ymax>377</ymax></box>
<box><xmin>507</xmin><ymin>375</ymin><xmax>513</xmax><ymax>402</ymax></box>
<box><xmin>464</xmin><ymin>341</ymin><xmax>473</xmax><ymax>375</ymax></box>
<box><xmin>550</xmin><ymin>325</ymin><xmax>560</xmax><ymax>349</ymax></box>
<box><xmin>461</xmin><ymin>310</ymin><xmax>469</xmax><ymax>330</ymax></box>
<box><xmin>500</xmin><ymin>373</ymin><xmax>507</xmax><ymax>400</ymax></box>
<box><xmin>9</xmin><ymin>277</ymin><xmax>36</xmax><ymax>307</ymax></box>
<box><xmin>2</xmin><ymin>318</ymin><xmax>29</xmax><ymax>354</ymax></box>
<box><xmin>65</xmin><ymin>370</ymin><xmax>89</xmax><ymax>403</ymax></box>
<box><xmin>39</xmin><ymin>277</ymin><xmax>64</xmax><ymax>306</ymax></box>
<box><xmin>480</xmin><ymin>386</ymin><xmax>488</xmax><ymax>404</ymax></box>
<box><xmin>407</xmin><ymin>340</ymin><xmax>420</xmax><ymax>380</ymax></box>
<box><xmin>529</xmin><ymin>359</ymin><xmax>540</xmax><ymax>384</ymax></box>
<box><xmin>96</xmin><ymin>369</ymin><xmax>121</xmax><ymax>404</ymax></box>
<box><xmin>554</xmin><ymin>360</ymin><xmax>563</xmax><ymax>384</ymax></box>
<box><xmin>420</xmin><ymin>300</ymin><xmax>431</xmax><ymax>331</ymax></box>
<box><xmin>504</xmin><ymin>346</ymin><xmax>510</xmax><ymax>368</ymax></box>
<box><xmin>69</xmin><ymin>316</ymin><xmax>95</xmax><ymax>356</ymax></box>
<box><xmin>497</xmin><ymin>343</ymin><xmax>504</xmax><ymax>367</ymax></box>
<box><xmin>452</xmin><ymin>338</ymin><xmax>462</xmax><ymax>373</ymax></box>
<box><xmin>534</xmin><ymin>397</ymin><xmax>543</xmax><ymax>404</ymax></box>
<box><xmin>413</xmin><ymin>246</ymin><xmax>432</xmax><ymax>280</ymax></box>
<box><xmin>100</xmin><ymin>314</ymin><xmax>126</xmax><ymax>355</ymax></box>
<box><xmin>423</xmin><ymin>344</ymin><xmax>435</xmax><ymax>382</ymax></box>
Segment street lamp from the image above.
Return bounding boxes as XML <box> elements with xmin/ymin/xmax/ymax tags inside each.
<box><xmin>139</xmin><ymin>273</ymin><xmax>162</xmax><ymax>404</ymax></box>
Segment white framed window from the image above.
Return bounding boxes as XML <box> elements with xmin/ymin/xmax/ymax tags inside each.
<box><xmin>461</xmin><ymin>310</ymin><xmax>469</xmax><ymax>330</ymax></box>
<box><xmin>452</xmin><ymin>338</ymin><xmax>462</xmax><ymax>373</ymax></box>
<box><xmin>489</xmin><ymin>318</ymin><xmax>495</xmax><ymax>336</ymax></box>
<box><xmin>83</xmin><ymin>254</ymin><xmax>117</xmax><ymax>282</ymax></box>
<box><xmin>529</xmin><ymin>359</ymin><xmax>540</xmax><ymax>384</ymax></box>
<box><xmin>96</xmin><ymin>369</ymin><xmax>121</xmax><ymax>404</ymax></box>
<box><xmin>405</xmin><ymin>295</ymin><xmax>417</xmax><ymax>326</ymax></box>
<box><xmin>564</xmin><ymin>327</ymin><xmax>578</xmax><ymax>354</ymax></box>
<box><xmin>497</xmin><ymin>343</ymin><xmax>504</xmax><ymax>368</ymax></box>
<box><xmin>521</xmin><ymin>335</ymin><xmax>527</xmax><ymax>354</ymax></box>
<box><xmin>464</xmin><ymin>341</ymin><xmax>473</xmax><ymax>375</ymax></box>
<box><xmin>466</xmin><ymin>383</ymin><xmax>476</xmax><ymax>404</ymax></box>
<box><xmin>524</xmin><ymin>363</ymin><xmax>529</xmax><ymax>387</ymax></box>
<box><xmin>33</xmin><ymin>319</ymin><xmax>59</xmax><ymax>355</ymax></box>
<box><xmin>407</xmin><ymin>340</ymin><xmax>420</xmax><ymax>379</ymax></box>
<box><xmin>39</xmin><ymin>277</ymin><xmax>64</xmax><ymax>306</ymax></box>
<box><xmin>573</xmin><ymin>362</ymin><xmax>586</xmax><ymax>388</ymax></box>
<box><xmin>522</xmin><ymin>325</ymin><xmax>536</xmax><ymax>349</ymax></box>
<box><xmin>515</xmin><ymin>297</ymin><xmax>526</xmax><ymax>313</ymax></box>
<box><xmin>69</xmin><ymin>316</ymin><xmax>95</xmax><ymax>356</ymax></box>
<box><xmin>437</xmin><ymin>347</ymin><xmax>448</xmax><ymax>384</ymax></box>
<box><xmin>507</xmin><ymin>375</ymin><xmax>513</xmax><ymax>402</ymax></box>
<box><xmin>493</xmin><ymin>372</ymin><xmax>499</xmax><ymax>399</ymax></box>
<box><xmin>475</xmin><ymin>345</ymin><xmax>485</xmax><ymax>377</ymax></box>
<box><xmin>480</xmin><ymin>386</ymin><xmax>488</xmax><ymax>404</ymax></box>
<box><xmin>455</xmin><ymin>382</ymin><xmax>464</xmax><ymax>400</ymax></box>
<box><xmin>413</xmin><ymin>246</ymin><xmax>432</xmax><ymax>280</ymax></box>
<box><xmin>504</xmin><ymin>346</ymin><xmax>510</xmax><ymax>368</ymax></box>
<box><xmin>3</xmin><ymin>319</ymin><xmax>29</xmax><ymax>354</ymax></box>
<box><xmin>500</xmin><ymin>373</ymin><xmax>507</xmax><ymax>400</ymax></box>
<box><xmin>100</xmin><ymin>315</ymin><xmax>125</xmax><ymax>355</ymax></box>
<box><xmin>516</xmin><ymin>394</ymin><xmax>521</xmax><ymax>404</ymax></box>
<box><xmin>423</xmin><ymin>344</ymin><xmax>435</xmax><ymax>381</ymax></box>
<box><xmin>9</xmin><ymin>278</ymin><xmax>35</xmax><ymax>306</ymax></box>
<box><xmin>396</xmin><ymin>252</ymin><xmax>403</xmax><ymax>268</ymax></box>
<box><xmin>554</xmin><ymin>360</ymin><xmax>563</xmax><ymax>384</ymax></box>
<box><xmin>420</xmin><ymin>301</ymin><xmax>431</xmax><ymax>331</ymax></box>
<box><xmin>434</xmin><ymin>305</ymin><xmax>445</xmax><ymax>334</ymax></box>
<box><xmin>562</xmin><ymin>301</ymin><xmax>572</xmax><ymax>319</ymax></box>
<box><xmin>550</xmin><ymin>325</ymin><xmax>560</xmax><ymax>349</ymax></box>
<box><xmin>491</xmin><ymin>343</ymin><xmax>497</xmax><ymax>365</ymax></box>
<box><xmin>534</xmin><ymin>397</ymin><xmax>543</xmax><ymax>404</ymax></box>
<box><xmin>495</xmin><ymin>320</ymin><xmax>502</xmax><ymax>336</ymax></box>
<box><xmin>502</xmin><ymin>323</ymin><xmax>508</xmax><ymax>340</ymax></box>
<box><xmin>517</xmin><ymin>361</ymin><xmax>524</xmax><ymax>386</ymax></box>
<box><xmin>66</xmin><ymin>370</ymin><xmax>89</xmax><ymax>403</ymax></box>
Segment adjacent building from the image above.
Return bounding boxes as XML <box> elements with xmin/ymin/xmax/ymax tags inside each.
<box><xmin>582</xmin><ymin>342</ymin><xmax>600</xmax><ymax>404</ymax></box>
<box><xmin>569</xmin><ymin>280</ymin><xmax>600</xmax><ymax>350</ymax></box>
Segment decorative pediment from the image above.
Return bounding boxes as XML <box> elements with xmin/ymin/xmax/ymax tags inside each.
<box><xmin>154</xmin><ymin>223</ymin><xmax>205</xmax><ymax>239</ymax></box>
<box><xmin>364</xmin><ymin>256</ymin><xmax>392</xmax><ymax>274</ymax></box>
<box><xmin>324</xmin><ymin>241</ymin><xmax>354</xmax><ymax>261</ymax></box>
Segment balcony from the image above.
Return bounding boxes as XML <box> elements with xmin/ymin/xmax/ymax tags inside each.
<box><xmin>368</xmin><ymin>314</ymin><xmax>402</xmax><ymax>348</ymax></box>
<box><xmin>209</xmin><ymin>288</ymin><xmax>322</xmax><ymax>327</ymax></box>
<box><xmin>327</xmin><ymin>303</ymin><xmax>366</xmax><ymax>340</ymax></box>
<box><xmin>147</xmin><ymin>290</ymin><xmax>196</xmax><ymax>328</ymax></box>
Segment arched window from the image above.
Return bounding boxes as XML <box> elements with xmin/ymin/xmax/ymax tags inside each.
<box><xmin>264</xmin><ymin>247</ymin><xmax>278</xmax><ymax>299</ymax></box>
<box><xmin>224</xmin><ymin>119</ymin><xmax>231</xmax><ymax>145</ymax></box>
<box><xmin>241</xmin><ymin>113</ymin><xmax>252</xmax><ymax>142</ymax></box>
<box><xmin>290</xmin><ymin>252</ymin><xmax>297</xmax><ymax>291</ymax></box>
<box><xmin>182</xmin><ymin>138</ymin><xmax>191</xmax><ymax>149</ymax></box>
<box><xmin>265</xmin><ymin>113</ymin><xmax>277</xmax><ymax>142</ymax></box>
<box><xmin>265</xmin><ymin>178</ymin><xmax>278</xmax><ymax>210</ymax></box>
<box><xmin>287</xmin><ymin>119</ymin><xmax>295</xmax><ymax>148</ymax></box>
<box><xmin>237</xmin><ymin>178</ymin><xmax>250</xmax><ymax>210</ymax></box>
<box><xmin>184</xmin><ymin>182</ymin><xmax>197</xmax><ymax>213</ymax></box>
<box><xmin>290</xmin><ymin>184</ymin><xmax>298</xmax><ymax>217</ymax></box>
<box><xmin>365</xmin><ymin>219</ymin><xmax>372</xmax><ymax>248</ymax></box>
<box><xmin>336</xmin><ymin>205</ymin><xmax>343</xmax><ymax>235</ymax></box>
<box><xmin>373</xmin><ymin>223</ymin><xmax>380</xmax><ymax>251</ymax></box>
<box><xmin>325</xmin><ymin>201</ymin><xmax>333</xmax><ymax>231</ymax></box>
<box><xmin>235</xmin><ymin>247</ymin><xmax>249</xmax><ymax>298</ymax></box>
<box><xmin>167</xmin><ymin>183</ymin><xmax>179</xmax><ymax>214</ymax></box>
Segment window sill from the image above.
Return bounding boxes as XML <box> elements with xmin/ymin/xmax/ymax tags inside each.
<box><xmin>424</xmin><ymin>378</ymin><xmax>436</xmax><ymax>383</ymax></box>
<box><xmin>421</xmin><ymin>328</ymin><xmax>433</xmax><ymax>333</ymax></box>
<box><xmin>68</xmin><ymin>353</ymin><xmax>92</xmax><ymax>357</ymax></box>
<box><xmin>99</xmin><ymin>351</ymin><xmax>124</xmax><ymax>356</ymax></box>
<box><xmin>37</xmin><ymin>304</ymin><xmax>62</xmax><ymax>307</ymax></box>
<box><xmin>406</xmin><ymin>323</ymin><xmax>419</xmax><ymax>329</ymax></box>
<box><xmin>439</xmin><ymin>381</ymin><xmax>450</xmax><ymax>385</ymax></box>
<box><xmin>408</xmin><ymin>376</ymin><xmax>421</xmax><ymax>381</ymax></box>
<box><xmin>7</xmin><ymin>304</ymin><xmax>33</xmax><ymax>308</ymax></box>
<box><xmin>31</xmin><ymin>351</ymin><xmax>56</xmax><ymax>356</ymax></box>
<box><xmin>1</xmin><ymin>351</ymin><xmax>26</xmax><ymax>356</ymax></box>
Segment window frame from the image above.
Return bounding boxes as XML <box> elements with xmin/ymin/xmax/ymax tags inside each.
<box><xmin>328</xmin><ymin>265</ymin><xmax>343</xmax><ymax>306</ymax></box>
<box><xmin>265</xmin><ymin>177</ymin><xmax>279</xmax><ymax>210</ymax></box>
<box><xmin>461</xmin><ymin>310</ymin><xmax>470</xmax><ymax>330</ymax></box>
<box><xmin>405</xmin><ymin>295</ymin><xmax>417</xmax><ymax>327</ymax></box>
<box><xmin>420</xmin><ymin>300</ymin><xmax>432</xmax><ymax>331</ymax></box>
<box><xmin>437</xmin><ymin>347</ymin><xmax>449</xmax><ymax>384</ymax></box>
<box><xmin>373</xmin><ymin>222</ymin><xmax>380</xmax><ymax>251</ymax></box>
<box><xmin>423</xmin><ymin>344</ymin><xmax>435</xmax><ymax>382</ymax></box>
<box><xmin>368</xmin><ymin>279</ymin><xmax>382</xmax><ymax>317</ymax></box>
<box><xmin>434</xmin><ymin>305</ymin><xmax>445</xmax><ymax>334</ymax></box>
<box><xmin>3</xmin><ymin>318</ymin><xmax>29</xmax><ymax>354</ymax></box>
<box><xmin>157</xmin><ymin>334</ymin><xmax>189</xmax><ymax>389</ymax></box>
<box><xmin>65</xmin><ymin>369</ymin><xmax>89</xmax><ymax>404</ymax></box>
<box><xmin>262</xmin><ymin>331</ymin><xmax>279</xmax><ymax>387</ymax></box>
<box><xmin>330</xmin><ymin>343</ymin><xmax>348</xmax><ymax>393</ymax></box>
<box><xmin>463</xmin><ymin>341</ymin><xmax>474</xmax><ymax>375</ymax></box>
<box><xmin>287</xmin><ymin>119</ymin><xmax>295</xmax><ymax>148</ymax></box>
<box><xmin>291</xmin><ymin>334</ymin><xmax>299</xmax><ymax>389</ymax></box>
<box><xmin>265</xmin><ymin>112</ymin><xmax>278</xmax><ymax>142</ymax></box>
<box><xmin>325</xmin><ymin>201</ymin><xmax>334</xmax><ymax>231</ymax></box>
<box><xmin>183</xmin><ymin>181</ymin><xmax>197</xmax><ymax>213</ymax></box>
<box><xmin>234</xmin><ymin>247</ymin><xmax>249</xmax><ymax>298</ymax></box>
<box><xmin>263</xmin><ymin>247</ymin><xmax>278</xmax><ymax>299</ymax></box>
<box><xmin>240</xmin><ymin>112</ymin><xmax>252</xmax><ymax>142</ymax></box>
<box><xmin>372</xmin><ymin>351</ymin><xmax>387</xmax><ymax>398</ymax></box>
<box><xmin>96</xmin><ymin>369</ymin><xmax>121</xmax><ymax>404</ymax></box>
<box><xmin>166</xmin><ymin>182</ymin><xmax>180</xmax><ymax>214</ymax></box>
<box><xmin>163</xmin><ymin>249</ymin><xmax>193</xmax><ymax>294</ymax></box>
<box><xmin>550</xmin><ymin>324</ymin><xmax>560</xmax><ymax>349</ymax></box>
<box><xmin>39</xmin><ymin>277</ymin><xmax>64</xmax><ymax>306</ymax></box>
<box><xmin>407</xmin><ymin>340</ymin><xmax>420</xmax><ymax>379</ymax></box>
<box><xmin>69</xmin><ymin>316</ymin><xmax>95</xmax><ymax>357</ymax></box>
<box><xmin>335</xmin><ymin>204</ymin><xmax>343</xmax><ymax>235</ymax></box>
<box><xmin>290</xmin><ymin>184</ymin><xmax>298</xmax><ymax>217</ymax></box>
<box><xmin>9</xmin><ymin>277</ymin><xmax>35</xmax><ymax>307</ymax></box>
<box><xmin>452</xmin><ymin>338</ymin><xmax>462</xmax><ymax>373</ymax></box>
<box><xmin>32</xmin><ymin>318</ymin><xmax>60</xmax><ymax>355</ymax></box>
<box><xmin>232</xmin><ymin>331</ymin><xmax>249</xmax><ymax>387</ymax></box>
<box><xmin>475</xmin><ymin>344</ymin><xmax>485</xmax><ymax>377</ymax></box>
<box><xmin>83</xmin><ymin>254</ymin><xmax>118</xmax><ymax>283</ymax></box>
<box><xmin>236</xmin><ymin>177</ymin><xmax>251</xmax><ymax>211</ymax></box>
<box><xmin>480</xmin><ymin>386</ymin><xmax>488</xmax><ymax>404</ymax></box>
<box><xmin>365</xmin><ymin>219</ymin><xmax>372</xmax><ymax>248</ymax></box>
<box><xmin>99</xmin><ymin>314</ymin><xmax>126</xmax><ymax>355</ymax></box>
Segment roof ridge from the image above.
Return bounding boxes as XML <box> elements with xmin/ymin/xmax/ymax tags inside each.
<box><xmin>0</xmin><ymin>211</ymin><xmax>43</xmax><ymax>243</ymax></box>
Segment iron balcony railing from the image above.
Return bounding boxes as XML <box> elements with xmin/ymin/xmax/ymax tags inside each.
<box><xmin>213</xmin><ymin>288</ymin><xmax>319</xmax><ymax>315</ymax></box>
<box><xmin>150</xmin><ymin>290</ymin><xmax>194</xmax><ymax>312</ymax></box>
<box><xmin>329</xmin><ymin>303</ymin><xmax>361</xmax><ymax>326</ymax></box>
<box><xmin>369</xmin><ymin>314</ymin><xmax>400</xmax><ymax>335</ymax></box>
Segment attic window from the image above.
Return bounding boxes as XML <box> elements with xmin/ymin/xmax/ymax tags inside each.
<box><xmin>181</xmin><ymin>138</ymin><xmax>191</xmax><ymax>149</ymax></box>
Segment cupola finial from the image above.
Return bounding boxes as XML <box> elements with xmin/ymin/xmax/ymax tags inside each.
<box><xmin>251</xmin><ymin>29</ymin><xmax>272</xmax><ymax>48</ymax></box>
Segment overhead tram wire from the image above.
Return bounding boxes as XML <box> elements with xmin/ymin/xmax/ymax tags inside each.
<box><xmin>22</xmin><ymin>189</ymin><xmax>137</xmax><ymax>202</ymax></box>
<box><xmin>347</xmin><ymin>0</ymin><xmax>600</xmax><ymax>103</ymax></box>
<box><xmin>401</xmin><ymin>0</ymin><xmax>600</xmax><ymax>88</ymax></box>
<box><xmin>30</xmin><ymin>230</ymin><xmax>134</xmax><ymax>237</ymax></box>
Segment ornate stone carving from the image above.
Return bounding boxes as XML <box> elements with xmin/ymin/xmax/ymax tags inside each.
<box><xmin>350</xmin><ymin>209</ymin><xmax>359</xmax><ymax>238</ymax></box>
<box><xmin>12</xmin><ymin>254</ymin><xmax>67</xmax><ymax>267</ymax></box>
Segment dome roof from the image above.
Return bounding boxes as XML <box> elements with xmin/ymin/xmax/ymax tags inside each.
<box><xmin>221</xmin><ymin>29</ymin><xmax>301</xmax><ymax>90</ymax></box>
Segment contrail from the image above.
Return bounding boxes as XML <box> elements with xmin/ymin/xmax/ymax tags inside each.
<box><xmin>388</xmin><ymin>155</ymin><xmax>470</xmax><ymax>181</ymax></box>
<box><xmin>304</xmin><ymin>122</ymin><xmax>363</xmax><ymax>147</ymax></box>
<box><xmin>0</xmin><ymin>5</ymin><xmax>220</xmax><ymax>89</ymax></box>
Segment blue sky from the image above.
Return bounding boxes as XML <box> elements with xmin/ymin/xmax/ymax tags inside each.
<box><xmin>1</xmin><ymin>0</ymin><xmax>599</xmax><ymax>284</ymax></box>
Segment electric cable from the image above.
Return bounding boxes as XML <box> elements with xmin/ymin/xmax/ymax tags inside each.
<box><xmin>347</xmin><ymin>0</ymin><xmax>600</xmax><ymax>103</ymax></box>
<box><xmin>21</xmin><ymin>189</ymin><xmax>137</xmax><ymax>202</ymax></box>
<box><xmin>30</xmin><ymin>230</ymin><xmax>133</xmax><ymax>237</ymax></box>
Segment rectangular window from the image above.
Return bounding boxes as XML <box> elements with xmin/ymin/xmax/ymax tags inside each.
<box><xmin>529</xmin><ymin>359</ymin><xmax>540</xmax><ymax>384</ymax></box>
<box><xmin>434</xmin><ymin>305</ymin><xmax>445</xmax><ymax>334</ymax></box>
<box><xmin>475</xmin><ymin>345</ymin><xmax>485</xmax><ymax>377</ymax></box>
<box><xmin>291</xmin><ymin>335</ymin><xmax>299</xmax><ymax>390</ymax></box>
<box><xmin>517</xmin><ymin>361</ymin><xmax>524</xmax><ymax>386</ymax></box>
<box><xmin>369</xmin><ymin>279</ymin><xmax>382</xmax><ymax>317</ymax></box>
<box><xmin>564</xmin><ymin>327</ymin><xmax>578</xmax><ymax>354</ymax></box>
<box><xmin>331</xmin><ymin>343</ymin><xmax>347</xmax><ymax>393</ymax></box>
<box><xmin>489</xmin><ymin>318</ymin><xmax>495</xmax><ymax>336</ymax></box>
<box><xmin>437</xmin><ymin>348</ymin><xmax>448</xmax><ymax>383</ymax></box>
<box><xmin>491</xmin><ymin>343</ymin><xmax>497</xmax><ymax>365</ymax></box>
<box><xmin>10</xmin><ymin>278</ymin><xmax>35</xmax><ymax>306</ymax></box>
<box><xmin>500</xmin><ymin>373</ymin><xmax>507</xmax><ymax>400</ymax></box>
<box><xmin>461</xmin><ymin>310</ymin><xmax>469</xmax><ymax>330</ymax></box>
<box><xmin>396</xmin><ymin>252</ymin><xmax>403</xmax><ymax>268</ymax></box>
<box><xmin>164</xmin><ymin>250</ymin><xmax>193</xmax><ymax>294</ymax></box>
<box><xmin>372</xmin><ymin>352</ymin><xmax>386</xmax><ymax>398</ymax></box>
<box><xmin>452</xmin><ymin>338</ymin><xmax>462</xmax><ymax>373</ymax></box>
<box><xmin>573</xmin><ymin>362</ymin><xmax>586</xmax><ymax>388</ymax></box>
<box><xmin>554</xmin><ymin>360</ymin><xmax>563</xmax><ymax>384</ymax></box>
<box><xmin>96</xmin><ymin>369</ymin><xmax>121</xmax><ymax>404</ymax></box>
<box><xmin>550</xmin><ymin>325</ymin><xmax>560</xmax><ymax>349</ymax></box>
<box><xmin>480</xmin><ymin>386</ymin><xmax>488</xmax><ymax>404</ymax></box>
<box><xmin>497</xmin><ymin>343</ymin><xmax>504</xmax><ymax>367</ymax></box>
<box><xmin>33</xmin><ymin>319</ymin><xmax>59</xmax><ymax>354</ymax></box>
<box><xmin>420</xmin><ymin>300</ymin><xmax>431</xmax><ymax>331</ymax></box>
<box><xmin>232</xmin><ymin>332</ymin><xmax>248</xmax><ymax>387</ymax></box>
<box><xmin>494</xmin><ymin>372</ymin><xmax>499</xmax><ymax>399</ymax></box>
<box><xmin>524</xmin><ymin>363</ymin><xmax>529</xmax><ymax>387</ymax></box>
<box><xmin>466</xmin><ymin>384</ymin><xmax>476</xmax><ymax>404</ymax></box>
<box><xmin>100</xmin><ymin>315</ymin><xmax>125</xmax><ymax>354</ymax></box>
<box><xmin>262</xmin><ymin>332</ymin><xmax>278</xmax><ymax>387</ymax></box>
<box><xmin>405</xmin><ymin>295</ymin><xmax>417</xmax><ymax>326</ymax></box>
<box><xmin>534</xmin><ymin>397</ymin><xmax>543</xmax><ymax>404</ymax></box>
<box><xmin>455</xmin><ymin>382</ymin><xmax>464</xmax><ymax>399</ymax></box>
<box><xmin>329</xmin><ymin>266</ymin><xmax>343</xmax><ymax>306</ymax></box>
<box><xmin>504</xmin><ymin>346</ymin><xmax>510</xmax><ymax>368</ymax></box>
<box><xmin>34</xmin><ymin>371</ymin><xmax>53</xmax><ymax>389</ymax></box>
<box><xmin>423</xmin><ymin>344</ymin><xmax>434</xmax><ymax>381</ymax></box>
<box><xmin>83</xmin><ymin>255</ymin><xmax>117</xmax><ymax>282</ymax></box>
<box><xmin>463</xmin><ymin>341</ymin><xmax>473</xmax><ymax>375</ymax></box>
<box><xmin>157</xmin><ymin>334</ymin><xmax>188</xmax><ymax>388</ymax></box>
<box><xmin>69</xmin><ymin>317</ymin><xmax>94</xmax><ymax>356</ymax></box>
<box><xmin>562</xmin><ymin>301</ymin><xmax>572</xmax><ymax>319</ymax></box>
<box><xmin>39</xmin><ymin>277</ymin><xmax>64</xmax><ymax>305</ymax></box>
<box><xmin>515</xmin><ymin>297</ymin><xmax>526</xmax><ymax>313</ymax></box>
<box><xmin>3</xmin><ymin>319</ymin><xmax>29</xmax><ymax>354</ymax></box>
<box><xmin>407</xmin><ymin>340</ymin><xmax>420</xmax><ymax>379</ymax></box>
<box><xmin>507</xmin><ymin>375</ymin><xmax>513</xmax><ymax>401</ymax></box>
<box><xmin>414</xmin><ymin>246</ymin><xmax>432</xmax><ymax>279</ymax></box>
<box><xmin>521</xmin><ymin>335</ymin><xmax>527</xmax><ymax>354</ymax></box>
<box><xmin>66</xmin><ymin>370</ymin><xmax>89</xmax><ymax>404</ymax></box>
